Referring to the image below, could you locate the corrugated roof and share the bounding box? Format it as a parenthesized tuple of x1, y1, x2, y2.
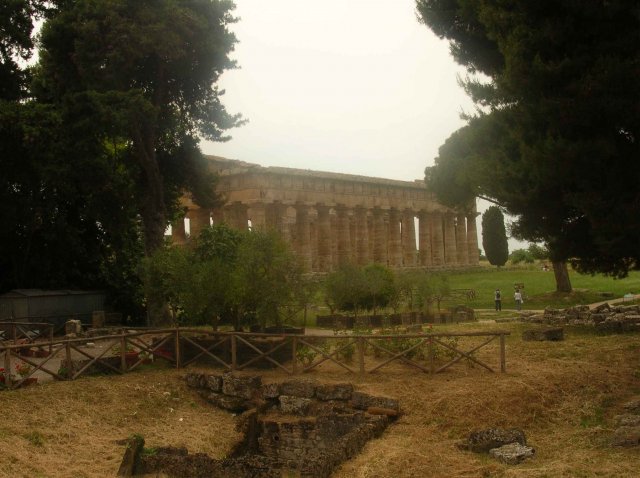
(0, 289, 105, 298)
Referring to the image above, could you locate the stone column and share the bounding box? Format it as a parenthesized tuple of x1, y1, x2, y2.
(309, 211, 318, 271)
(234, 203, 249, 231)
(189, 208, 210, 237)
(211, 208, 224, 225)
(431, 211, 445, 267)
(354, 206, 370, 265)
(402, 209, 417, 267)
(456, 213, 469, 265)
(171, 216, 187, 245)
(466, 213, 480, 265)
(330, 213, 338, 267)
(336, 205, 352, 265)
(372, 208, 388, 265)
(418, 211, 432, 267)
(248, 203, 267, 232)
(388, 208, 402, 267)
(316, 204, 332, 272)
(444, 213, 458, 266)
(295, 204, 312, 271)
(349, 214, 357, 263)
(367, 214, 375, 262)
(267, 202, 290, 241)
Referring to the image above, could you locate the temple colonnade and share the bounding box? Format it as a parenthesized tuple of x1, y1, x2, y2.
(169, 157, 480, 272)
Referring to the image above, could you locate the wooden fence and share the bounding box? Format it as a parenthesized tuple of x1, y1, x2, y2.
(0, 321, 54, 351)
(0, 328, 509, 390)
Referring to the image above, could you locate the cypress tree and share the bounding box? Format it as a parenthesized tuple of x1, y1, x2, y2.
(482, 206, 509, 267)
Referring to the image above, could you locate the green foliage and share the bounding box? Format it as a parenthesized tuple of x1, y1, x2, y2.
(231, 230, 302, 329)
(482, 207, 509, 267)
(323, 264, 369, 317)
(23, 431, 45, 447)
(34, 0, 243, 253)
(528, 244, 549, 261)
(510, 249, 534, 265)
(142, 224, 301, 329)
(418, 0, 640, 278)
(361, 264, 396, 314)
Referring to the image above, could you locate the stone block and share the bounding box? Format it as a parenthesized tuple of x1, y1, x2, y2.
(185, 373, 205, 388)
(522, 327, 564, 341)
(65, 320, 82, 336)
(261, 382, 280, 399)
(316, 383, 353, 401)
(206, 392, 249, 413)
(222, 373, 262, 399)
(92, 310, 105, 329)
(279, 379, 318, 398)
(622, 398, 640, 414)
(465, 428, 527, 453)
(593, 303, 611, 313)
(489, 443, 535, 464)
(205, 374, 223, 392)
(611, 426, 640, 447)
(279, 395, 313, 415)
(351, 391, 399, 411)
(614, 414, 640, 427)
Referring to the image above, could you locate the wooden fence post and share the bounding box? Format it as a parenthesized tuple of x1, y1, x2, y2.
(428, 337, 435, 375)
(120, 333, 127, 372)
(175, 328, 181, 369)
(357, 337, 365, 375)
(500, 333, 506, 373)
(65, 341, 72, 380)
(231, 334, 237, 371)
(3, 348, 12, 388)
(292, 337, 298, 374)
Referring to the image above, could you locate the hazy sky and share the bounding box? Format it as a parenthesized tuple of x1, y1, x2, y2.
(201, 0, 525, 250)
(202, 0, 474, 178)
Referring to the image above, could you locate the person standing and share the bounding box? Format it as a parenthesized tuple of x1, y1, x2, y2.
(494, 289, 502, 311)
(514, 289, 523, 311)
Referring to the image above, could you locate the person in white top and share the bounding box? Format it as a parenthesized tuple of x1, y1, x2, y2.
(514, 289, 523, 311)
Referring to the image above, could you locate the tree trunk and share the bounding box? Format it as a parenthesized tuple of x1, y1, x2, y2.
(552, 261, 572, 292)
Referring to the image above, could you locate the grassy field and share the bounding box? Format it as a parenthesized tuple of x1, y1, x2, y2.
(1, 322, 639, 477)
(301, 265, 640, 326)
(443, 264, 640, 310)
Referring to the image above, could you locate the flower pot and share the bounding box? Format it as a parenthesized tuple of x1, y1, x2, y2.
(125, 351, 139, 366)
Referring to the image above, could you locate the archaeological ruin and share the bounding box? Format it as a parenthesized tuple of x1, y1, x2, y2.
(168, 157, 479, 272)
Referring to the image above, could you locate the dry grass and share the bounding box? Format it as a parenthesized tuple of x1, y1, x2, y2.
(1, 324, 640, 477)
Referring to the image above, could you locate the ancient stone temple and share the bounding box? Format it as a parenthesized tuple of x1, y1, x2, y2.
(168, 156, 479, 272)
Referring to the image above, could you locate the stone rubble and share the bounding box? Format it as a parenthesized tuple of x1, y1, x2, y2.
(177, 372, 399, 477)
(518, 303, 640, 331)
(458, 427, 534, 465)
(489, 443, 536, 465)
(611, 397, 640, 448)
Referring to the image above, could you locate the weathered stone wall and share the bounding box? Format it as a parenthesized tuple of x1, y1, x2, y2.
(169, 156, 480, 272)
(178, 373, 399, 477)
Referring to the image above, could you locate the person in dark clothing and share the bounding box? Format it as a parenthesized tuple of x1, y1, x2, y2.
(494, 289, 502, 311)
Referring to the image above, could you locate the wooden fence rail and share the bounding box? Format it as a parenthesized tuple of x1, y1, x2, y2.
(0, 328, 509, 390)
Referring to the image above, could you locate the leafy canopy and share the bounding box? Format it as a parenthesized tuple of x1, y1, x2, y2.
(418, 0, 640, 277)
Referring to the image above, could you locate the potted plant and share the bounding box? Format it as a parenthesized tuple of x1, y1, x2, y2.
(15, 361, 37, 385)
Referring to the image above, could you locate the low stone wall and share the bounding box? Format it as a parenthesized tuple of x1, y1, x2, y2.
(316, 310, 470, 329)
(520, 303, 640, 331)
(120, 373, 399, 477)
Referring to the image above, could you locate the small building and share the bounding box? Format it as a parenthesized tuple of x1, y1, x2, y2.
(0, 289, 106, 331)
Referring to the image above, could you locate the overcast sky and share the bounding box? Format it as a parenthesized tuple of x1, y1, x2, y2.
(201, 0, 526, 250)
